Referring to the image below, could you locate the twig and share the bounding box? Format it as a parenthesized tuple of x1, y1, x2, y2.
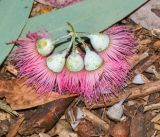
(81, 108, 109, 131)
(144, 102, 160, 112)
(151, 114, 160, 123)
(134, 55, 160, 74)
(129, 51, 149, 68)
(6, 117, 24, 137)
(47, 119, 78, 137)
(86, 80, 160, 109)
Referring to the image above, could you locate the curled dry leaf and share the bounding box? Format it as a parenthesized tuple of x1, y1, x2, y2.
(0, 79, 77, 110)
(35, 0, 81, 8)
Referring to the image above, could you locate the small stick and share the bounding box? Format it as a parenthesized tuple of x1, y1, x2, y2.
(151, 114, 160, 123)
(6, 117, 24, 137)
(129, 50, 149, 68)
(144, 102, 160, 112)
(81, 108, 109, 131)
(86, 80, 160, 109)
(134, 55, 160, 74)
(5, 63, 18, 76)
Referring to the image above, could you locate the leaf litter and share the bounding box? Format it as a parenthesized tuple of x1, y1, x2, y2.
(0, 0, 160, 137)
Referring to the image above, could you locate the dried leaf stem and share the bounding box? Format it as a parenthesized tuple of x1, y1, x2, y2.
(87, 80, 160, 109)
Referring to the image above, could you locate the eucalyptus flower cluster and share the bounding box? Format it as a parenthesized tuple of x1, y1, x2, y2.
(36, 23, 110, 73)
(11, 24, 135, 100)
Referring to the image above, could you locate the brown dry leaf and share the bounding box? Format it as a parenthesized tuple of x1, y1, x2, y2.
(109, 119, 130, 137)
(130, 109, 147, 137)
(19, 97, 75, 135)
(0, 79, 77, 110)
(154, 41, 160, 49)
(75, 119, 102, 137)
(31, 3, 53, 17)
(130, 0, 160, 30)
(6, 117, 24, 137)
(35, 0, 81, 8)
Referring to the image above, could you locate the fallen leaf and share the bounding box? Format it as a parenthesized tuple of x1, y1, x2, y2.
(22, 0, 147, 53)
(6, 117, 24, 137)
(130, 109, 147, 137)
(18, 97, 75, 135)
(0, 79, 77, 110)
(35, 0, 81, 8)
(130, 0, 160, 30)
(154, 41, 160, 49)
(76, 119, 101, 137)
(31, 3, 54, 17)
(0, 0, 33, 65)
(110, 119, 130, 137)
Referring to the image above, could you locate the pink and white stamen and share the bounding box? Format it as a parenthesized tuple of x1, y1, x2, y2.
(10, 32, 58, 94)
(10, 25, 135, 101)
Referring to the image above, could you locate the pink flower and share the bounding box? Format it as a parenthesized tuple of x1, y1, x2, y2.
(58, 26, 135, 100)
(58, 57, 130, 101)
(101, 25, 135, 63)
(10, 32, 57, 94)
(10, 25, 135, 101)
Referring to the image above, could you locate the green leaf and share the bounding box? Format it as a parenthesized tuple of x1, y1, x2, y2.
(23, 0, 147, 52)
(0, 0, 33, 65)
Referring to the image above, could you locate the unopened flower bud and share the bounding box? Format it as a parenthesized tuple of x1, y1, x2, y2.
(88, 34, 110, 52)
(66, 52, 84, 72)
(36, 38, 55, 56)
(47, 52, 66, 73)
(84, 47, 103, 71)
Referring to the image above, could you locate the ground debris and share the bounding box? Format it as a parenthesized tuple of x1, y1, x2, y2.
(0, 1, 160, 137)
